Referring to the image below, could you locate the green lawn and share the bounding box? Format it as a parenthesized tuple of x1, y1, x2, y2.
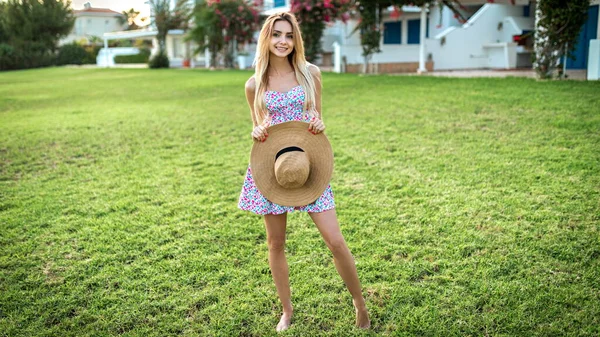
(0, 67, 599, 336)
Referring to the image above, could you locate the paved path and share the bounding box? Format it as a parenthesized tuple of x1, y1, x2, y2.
(386, 69, 588, 80)
(71, 64, 591, 80)
(422, 69, 588, 80)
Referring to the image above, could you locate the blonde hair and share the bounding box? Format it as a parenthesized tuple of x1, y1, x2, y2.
(252, 12, 316, 126)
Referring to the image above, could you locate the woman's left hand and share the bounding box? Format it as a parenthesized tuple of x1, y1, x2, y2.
(308, 109, 325, 134)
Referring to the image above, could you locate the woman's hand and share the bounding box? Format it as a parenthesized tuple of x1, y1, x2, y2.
(307, 109, 325, 134)
(251, 116, 271, 142)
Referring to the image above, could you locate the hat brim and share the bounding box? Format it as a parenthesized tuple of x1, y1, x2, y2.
(250, 121, 333, 207)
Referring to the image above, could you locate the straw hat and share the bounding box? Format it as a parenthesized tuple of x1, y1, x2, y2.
(250, 121, 333, 207)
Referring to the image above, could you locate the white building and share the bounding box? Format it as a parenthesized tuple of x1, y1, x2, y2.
(101, 0, 203, 68)
(265, 0, 600, 77)
(61, 2, 127, 45)
(322, 0, 536, 73)
(101, 0, 600, 76)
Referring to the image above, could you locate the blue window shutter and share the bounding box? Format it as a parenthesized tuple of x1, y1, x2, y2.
(407, 19, 420, 44)
(523, 5, 530, 17)
(383, 21, 401, 44)
(274, 0, 285, 7)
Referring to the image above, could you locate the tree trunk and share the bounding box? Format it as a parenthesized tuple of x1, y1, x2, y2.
(210, 46, 218, 68)
(158, 37, 166, 55)
(533, 0, 560, 79)
(224, 42, 234, 68)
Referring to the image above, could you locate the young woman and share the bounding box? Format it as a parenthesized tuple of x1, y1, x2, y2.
(238, 12, 370, 332)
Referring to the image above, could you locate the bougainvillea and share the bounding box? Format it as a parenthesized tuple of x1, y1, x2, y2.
(290, 0, 352, 62)
(189, 0, 260, 68)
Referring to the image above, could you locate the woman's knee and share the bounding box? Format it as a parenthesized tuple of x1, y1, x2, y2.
(267, 236, 286, 252)
(326, 237, 348, 256)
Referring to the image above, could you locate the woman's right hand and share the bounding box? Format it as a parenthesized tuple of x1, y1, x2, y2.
(251, 116, 271, 142)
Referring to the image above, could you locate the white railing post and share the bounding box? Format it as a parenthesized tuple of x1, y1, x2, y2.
(418, 4, 428, 73)
(104, 38, 109, 68)
(333, 41, 341, 73)
(205, 47, 210, 68)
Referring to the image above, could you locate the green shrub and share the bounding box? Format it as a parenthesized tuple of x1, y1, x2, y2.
(56, 43, 87, 65)
(0, 41, 55, 71)
(148, 51, 169, 68)
(115, 48, 151, 64)
(83, 45, 101, 64)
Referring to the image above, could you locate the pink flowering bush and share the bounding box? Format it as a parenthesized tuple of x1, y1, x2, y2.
(290, 0, 352, 62)
(189, 0, 260, 68)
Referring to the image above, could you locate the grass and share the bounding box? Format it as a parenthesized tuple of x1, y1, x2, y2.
(0, 67, 599, 336)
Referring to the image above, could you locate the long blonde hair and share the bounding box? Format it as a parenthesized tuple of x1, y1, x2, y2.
(252, 12, 316, 126)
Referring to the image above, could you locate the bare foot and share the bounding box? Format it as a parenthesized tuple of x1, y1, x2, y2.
(276, 312, 293, 332)
(353, 299, 371, 329)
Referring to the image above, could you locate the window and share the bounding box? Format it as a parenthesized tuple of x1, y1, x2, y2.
(383, 21, 401, 44)
(407, 19, 420, 44)
(274, 0, 285, 7)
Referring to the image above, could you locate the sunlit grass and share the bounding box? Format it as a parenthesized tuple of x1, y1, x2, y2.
(1, 67, 599, 336)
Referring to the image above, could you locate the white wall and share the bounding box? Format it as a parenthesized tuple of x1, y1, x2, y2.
(339, 14, 425, 64)
(425, 3, 528, 70)
(502, 16, 534, 42)
(62, 14, 126, 44)
(166, 35, 185, 59)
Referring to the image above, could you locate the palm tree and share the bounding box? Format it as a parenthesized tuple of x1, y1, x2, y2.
(148, 0, 191, 57)
(118, 8, 142, 30)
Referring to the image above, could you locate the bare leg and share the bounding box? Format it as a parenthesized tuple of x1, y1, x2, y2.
(309, 209, 370, 329)
(264, 213, 293, 332)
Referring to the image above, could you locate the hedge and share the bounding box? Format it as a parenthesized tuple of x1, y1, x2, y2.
(114, 49, 151, 64)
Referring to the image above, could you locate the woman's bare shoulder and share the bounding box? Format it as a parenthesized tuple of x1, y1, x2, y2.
(245, 76, 256, 93)
(306, 63, 321, 77)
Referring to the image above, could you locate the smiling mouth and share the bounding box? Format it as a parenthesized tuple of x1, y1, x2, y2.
(276, 47, 288, 52)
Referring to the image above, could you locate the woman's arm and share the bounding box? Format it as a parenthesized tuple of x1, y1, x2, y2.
(308, 63, 322, 118)
(246, 76, 269, 142)
(307, 64, 325, 134)
(245, 76, 257, 127)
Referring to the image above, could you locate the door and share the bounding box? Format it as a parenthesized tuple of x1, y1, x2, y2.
(567, 5, 599, 69)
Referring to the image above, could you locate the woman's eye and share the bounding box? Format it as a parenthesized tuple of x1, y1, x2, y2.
(287, 35, 293, 39)
(273, 33, 280, 37)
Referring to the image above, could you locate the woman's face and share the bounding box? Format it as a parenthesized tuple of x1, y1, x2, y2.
(269, 20, 294, 58)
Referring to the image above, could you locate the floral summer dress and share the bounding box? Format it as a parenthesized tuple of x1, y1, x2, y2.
(237, 85, 335, 215)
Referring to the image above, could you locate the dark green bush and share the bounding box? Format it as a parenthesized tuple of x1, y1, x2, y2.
(148, 51, 169, 68)
(0, 41, 55, 71)
(0, 0, 74, 70)
(56, 43, 87, 65)
(115, 48, 151, 64)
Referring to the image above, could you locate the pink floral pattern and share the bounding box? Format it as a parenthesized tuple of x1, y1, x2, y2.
(238, 85, 335, 215)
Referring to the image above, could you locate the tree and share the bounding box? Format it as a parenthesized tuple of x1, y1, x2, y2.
(290, 0, 352, 62)
(188, 0, 260, 68)
(148, 0, 191, 66)
(534, 0, 590, 79)
(118, 8, 142, 31)
(353, 0, 467, 73)
(0, 0, 75, 70)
